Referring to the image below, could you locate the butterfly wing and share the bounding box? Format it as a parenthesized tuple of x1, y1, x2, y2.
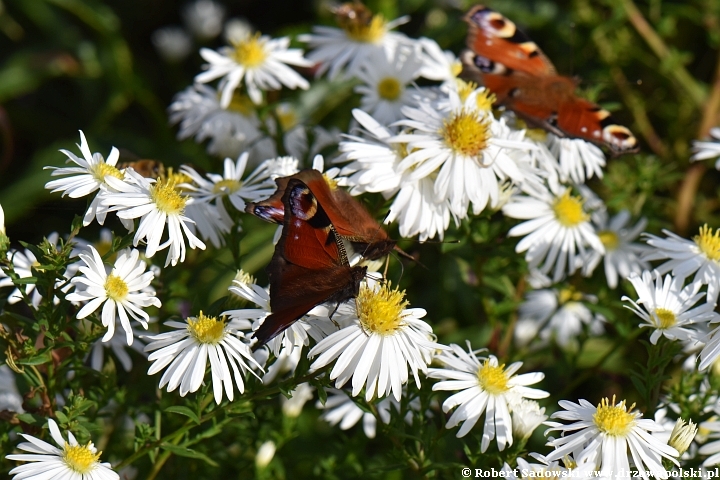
(463, 5, 556, 76)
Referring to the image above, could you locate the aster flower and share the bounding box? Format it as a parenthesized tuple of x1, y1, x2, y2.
(512, 399, 548, 442)
(691, 127, 720, 169)
(547, 135, 606, 184)
(145, 312, 262, 404)
(309, 281, 442, 402)
(516, 286, 604, 348)
(168, 84, 273, 161)
(623, 271, 718, 345)
(45, 130, 123, 226)
(354, 46, 423, 125)
(0, 247, 44, 308)
(196, 32, 311, 107)
(699, 419, 720, 466)
(281, 382, 314, 418)
(299, 5, 409, 80)
(668, 418, 697, 456)
(503, 180, 604, 282)
(102, 169, 206, 267)
(66, 246, 161, 345)
(416, 37, 462, 87)
(427, 344, 548, 450)
(392, 87, 531, 219)
(337, 109, 452, 240)
(699, 322, 720, 371)
(182, 0, 225, 41)
(581, 209, 650, 288)
(317, 388, 396, 439)
(545, 396, 680, 480)
(6, 418, 119, 480)
(88, 321, 148, 372)
(644, 225, 720, 298)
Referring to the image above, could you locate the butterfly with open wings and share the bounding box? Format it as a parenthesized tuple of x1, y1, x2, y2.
(461, 5, 638, 156)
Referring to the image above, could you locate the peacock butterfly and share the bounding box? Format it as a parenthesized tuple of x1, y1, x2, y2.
(461, 5, 638, 155)
(246, 169, 401, 261)
(253, 177, 368, 348)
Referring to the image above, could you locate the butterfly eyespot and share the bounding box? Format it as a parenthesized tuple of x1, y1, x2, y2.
(602, 125, 636, 149)
(484, 12, 517, 38)
(289, 187, 318, 220)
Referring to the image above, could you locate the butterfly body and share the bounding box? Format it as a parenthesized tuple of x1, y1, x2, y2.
(246, 169, 399, 261)
(462, 5, 638, 155)
(254, 178, 367, 348)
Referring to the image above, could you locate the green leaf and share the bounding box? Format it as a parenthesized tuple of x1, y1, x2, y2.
(16, 352, 52, 365)
(164, 406, 200, 424)
(159, 443, 219, 466)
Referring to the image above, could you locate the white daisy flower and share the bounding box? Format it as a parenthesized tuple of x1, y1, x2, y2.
(260, 155, 300, 179)
(299, 5, 409, 80)
(281, 382, 314, 418)
(151, 26, 192, 63)
(182, 0, 225, 41)
(699, 419, 720, 466)
(0, 365, 23, 412)
(547, 135, 606, 184)
(168, 84, 272, 161)
(45, 130, 123, 226)
(102, 169, 206, 267)
(88, 320, 148, 372)
(698, 321, 720, 371)
(337, 109, 453, 240)
(354, 45, 422, 125)
(581, 209, 650, 288)
(392, 87, 531, 218)
(0, 247, 43, 308)
(503, 180, 604, 282)
(308, 281, 441, 402)
(196, 32, 311, 107)
(6, 418, 119, 480)
(317, 388, 397, 439)
(427, 344, 548, 450)
(145, 312, 262, 404)
(691, 127, 720, 169)
(644, 225, 720, 298)
(515, 287, 604, 349)
(416, 37, 462, 87)
(512, 399, 548, 442)
(623, 271, 718, 345)
(66, 246, 161, 345)
(545, 396, 680, 480)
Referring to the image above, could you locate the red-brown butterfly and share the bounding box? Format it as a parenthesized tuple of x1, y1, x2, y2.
(461, 5, 638, 155)
(253, 177, 368, 348)
(246, 169, 401, 261)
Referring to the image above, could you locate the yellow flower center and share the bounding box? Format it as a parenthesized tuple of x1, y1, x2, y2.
(322, 173, 339, 190)
(455, 79, 477, 103)
(593, 396, 636, 436)
(694, 224, 720, 262)
(213, 179, 241, 195)
(477, 361, 509, 395)
(63, 442, 101, 474)
(227, 92, 255, 116)
(187, 312, 226, 344)
(276, 106, 298, 131)
(441, 109, 491, 157)
(92, 162, 124, 183)
(599, 230, 619, 251)
(475, 89, 496, 112)
(552, 189, 589, 227)
(357, 283, 408, 336)
(450, 60, 463, 78)
(377, 77, 402, 100)
(558, 287, 582, 305)
(654, 307, 676, 329)
(343, 14, 386, 43)
(104, 273, 128, 301)
(234, 269, 256, 286)
(231, 33, 267, 67)
(150, 178, 187, 215)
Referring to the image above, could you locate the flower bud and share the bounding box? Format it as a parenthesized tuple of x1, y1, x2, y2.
(669, 418, 697, 455)
(255, 440, 276, 469)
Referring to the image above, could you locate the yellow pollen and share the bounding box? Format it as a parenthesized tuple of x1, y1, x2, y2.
(558, 287, 582, 305)
(552, 189, 589, 227)
(187, 311, 226, 344)
(694, 224, 720, 262)
(599, 230, 619, 250)
(357, 283, 408, 336)
(377, 77, 402, 100)
(593, 396, 636, 436)
(654, 307, 676, 329)
(343, 14, 386, 43)
(394, 142, 409, 159)
(441, 109, 491, 157)
(450, 60, 463, 78)
(475, 89, 496, 111)
(92, 162, 124, 183)
(63, 442, 101, 474)
(231, 33, 267, 67)
(104, 273, 128, 301)
(455, 79, 477, 103)
(150, 178, 187, 215)
(477, 361, 509, 394)
(213, 179, 241, 195)
(322, 173, 339, 190)
(227, 92, 255, 116)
